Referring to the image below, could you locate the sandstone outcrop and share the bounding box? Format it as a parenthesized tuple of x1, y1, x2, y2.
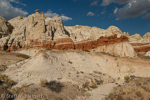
(145, 51, 150, 57)
(0, 16, 13, 38)
(129, 32, 150, 54)
(65, 25, 129, 42)
(8, 16, 25, 29)
(0, 10, 137, 57)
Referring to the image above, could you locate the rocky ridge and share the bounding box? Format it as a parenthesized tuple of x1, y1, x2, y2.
(0, 9, 145, 57)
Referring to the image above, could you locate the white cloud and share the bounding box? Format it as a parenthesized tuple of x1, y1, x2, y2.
(100, 0, 115, 6)
(44, 10, 59, 18)
(142, 13, 150, 19)
(87, 11, 95, 16)
(91, 1, 98, 6)
(0, 0, 28, 20)
(101, 0, 150, 19)
(60, 15, 72, 22)
(114, 7, 118, 14)
(45, 10, 72, 22)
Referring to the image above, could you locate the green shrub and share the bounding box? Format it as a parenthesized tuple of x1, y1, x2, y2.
(90, 82, 97, 88)
(124, 75, 130, 83)
(46, 48, 52, 50)
(16, 54, 29, 59)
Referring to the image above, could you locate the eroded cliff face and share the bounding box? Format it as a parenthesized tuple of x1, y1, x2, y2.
(0, 16, 14, 38)
(64, 25, 129, 42)
(0, 10, 137, 57)
(129, 32, 150, 54)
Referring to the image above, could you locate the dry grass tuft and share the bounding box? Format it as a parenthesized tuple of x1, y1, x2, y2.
(40, 79, 48, 87)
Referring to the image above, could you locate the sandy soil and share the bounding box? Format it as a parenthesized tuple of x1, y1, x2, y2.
(0, 49, 150, 100)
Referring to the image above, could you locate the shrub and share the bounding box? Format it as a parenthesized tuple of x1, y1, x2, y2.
(0, 74, 15, 86)
(0, 74, 7, 80)
(136, 91, 142, 97)
(90, 82, 97, 88)
(83, 49, 90, 52)
(40, 79, 48, 87)
(107, 92, 114, 99)
(16, 54, 29, 59)
(0, 65, 7, 71)
(141, 85, 150, 92)
(55, 97, 63, 100)
(80, 71, 84, 74)
(46, 48, 52, 50)
(124, 75, 130, 83)
(116, 95, 125, 100)
(21, 83, 28, 88)
(11, 87, 22, 94)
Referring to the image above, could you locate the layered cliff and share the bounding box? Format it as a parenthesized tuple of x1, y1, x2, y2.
(0, 10, 137, 57)
(129, 32, 150, 54)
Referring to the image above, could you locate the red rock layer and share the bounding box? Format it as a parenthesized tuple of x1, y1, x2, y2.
(4, 34, 129, 51)
(131, 43, 150, 54)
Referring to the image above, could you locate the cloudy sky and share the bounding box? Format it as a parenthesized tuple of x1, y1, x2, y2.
(0, 0, 150, 36)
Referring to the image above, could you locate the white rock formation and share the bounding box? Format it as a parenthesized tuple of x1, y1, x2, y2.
(145, 51, 150, 57)
(129, 32, 150, 43)
(93, 42, 136, 57)
(65, 25, 128, 42)
(0, 16, 13, 38)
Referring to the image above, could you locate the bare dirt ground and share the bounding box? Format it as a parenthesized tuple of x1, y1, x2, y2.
(0, 52, 25, 66)
(0, 49, 150, 100)
(0, 52, 29, 73)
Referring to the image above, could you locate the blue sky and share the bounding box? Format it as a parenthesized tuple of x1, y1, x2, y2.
(0, 0, 150, 36)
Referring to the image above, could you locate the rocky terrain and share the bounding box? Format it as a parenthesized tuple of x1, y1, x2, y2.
(0, 9, 150, 100)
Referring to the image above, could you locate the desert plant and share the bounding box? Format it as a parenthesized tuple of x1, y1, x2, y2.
(21, 83, 28, 88)
(16, 54, 30, 59)
(90, 82, 97, 88)
(83, 49, 90, 52)
(46, 48, 52, 50)
(107, 92, 115, 99)
(0, 74, 15, 86)
(141, 85, 150, 91)
(136, 91, 143, 97)
(11, 87, 22, 94)
(116, 95, 125, 100)
(80, 71, 84, 74)
(40, 79, 48, 87)
(124, 75, 130, 83)
(0, 74, 7, 80)
(55, 97, 63, 100)
(0, 65, 7, 71)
